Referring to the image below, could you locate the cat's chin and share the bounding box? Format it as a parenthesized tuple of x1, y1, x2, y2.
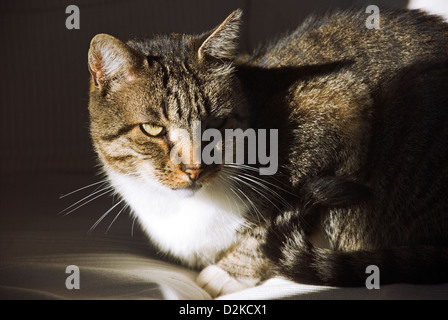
(172, 184, 203, 198)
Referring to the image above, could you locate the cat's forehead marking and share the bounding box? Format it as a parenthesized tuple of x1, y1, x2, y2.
(165, 79, 205, 123)
(148, 57, 208, 123)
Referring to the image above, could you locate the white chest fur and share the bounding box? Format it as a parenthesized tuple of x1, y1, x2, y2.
(108, 172, 247, 268)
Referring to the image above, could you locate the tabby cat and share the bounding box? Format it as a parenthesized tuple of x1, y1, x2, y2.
(87, 8, 448, 297)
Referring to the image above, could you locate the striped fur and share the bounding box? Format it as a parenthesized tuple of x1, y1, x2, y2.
(88, 8, 448, 296)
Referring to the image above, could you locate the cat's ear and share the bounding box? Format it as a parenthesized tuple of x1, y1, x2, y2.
(88, 34, 146, 90)
(197, 9, 242, 61)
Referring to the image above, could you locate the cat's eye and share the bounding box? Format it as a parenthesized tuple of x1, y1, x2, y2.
(140, 123, 165, 137)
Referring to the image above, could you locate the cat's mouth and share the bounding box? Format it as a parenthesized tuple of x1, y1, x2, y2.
(153, 165, 221, 195)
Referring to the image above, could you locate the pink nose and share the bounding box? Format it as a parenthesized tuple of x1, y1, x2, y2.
(183, 168, 204, 182)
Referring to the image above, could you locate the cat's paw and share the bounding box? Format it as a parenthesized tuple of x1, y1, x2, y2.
(196, 265, 253, 298)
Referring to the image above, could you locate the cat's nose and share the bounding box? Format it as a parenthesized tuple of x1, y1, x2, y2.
(183, 167, 204, 182)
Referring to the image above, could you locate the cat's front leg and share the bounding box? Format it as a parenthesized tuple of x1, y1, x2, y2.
(196, 225, 271, 297)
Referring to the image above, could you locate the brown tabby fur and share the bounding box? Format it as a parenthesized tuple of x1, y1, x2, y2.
(88, 8, 448, 291)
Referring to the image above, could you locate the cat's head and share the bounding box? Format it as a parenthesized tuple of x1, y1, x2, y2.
(88, 10, 249, 194)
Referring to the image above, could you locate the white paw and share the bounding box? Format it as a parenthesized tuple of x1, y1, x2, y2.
(196, 265, 251, 298)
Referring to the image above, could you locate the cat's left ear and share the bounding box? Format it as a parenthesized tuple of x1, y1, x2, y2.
(197, 9, 242, 61)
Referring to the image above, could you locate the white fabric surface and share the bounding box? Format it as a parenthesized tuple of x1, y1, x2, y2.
(2, 230, 448, 300)
(0, 233, 210, 300)
(408, 0, 448, 20)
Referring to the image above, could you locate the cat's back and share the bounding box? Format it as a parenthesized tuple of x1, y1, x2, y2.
(242, 8, 448, 209)
(251, 9, 448, 76)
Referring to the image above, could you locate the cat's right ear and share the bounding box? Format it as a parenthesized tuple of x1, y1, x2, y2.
(197, 9, 242, 61)
(88, 34, 147, 90)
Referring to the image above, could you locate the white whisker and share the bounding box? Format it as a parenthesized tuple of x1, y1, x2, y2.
(216, 175, 241, 216)
(229, 182, 264, 224)
(60, 187, 114, 217)
(88, 198, 125, 234)
(59, 180, 108, 199)
(131, 214, 138, 237)
(240, 172, 297, 198)
(105, 203, 129, 234)
(238, 173, 291, 208)
(223, 163, 294, 193)
(230, 175, 282, 214)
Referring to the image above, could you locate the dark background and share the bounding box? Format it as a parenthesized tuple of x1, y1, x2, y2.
(0, 0, 408, 176)
(0, 0, 412, 236)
